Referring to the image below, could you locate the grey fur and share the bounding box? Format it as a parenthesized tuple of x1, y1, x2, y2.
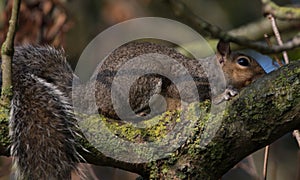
(8, 45, 82, 180)
(93, 42, 210, 119)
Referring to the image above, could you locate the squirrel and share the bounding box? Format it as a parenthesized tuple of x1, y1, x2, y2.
(93, 40, 266, 119)
(5, 40, 265, 179)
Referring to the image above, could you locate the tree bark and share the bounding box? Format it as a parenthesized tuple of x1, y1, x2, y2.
(73, 60, 300, 179)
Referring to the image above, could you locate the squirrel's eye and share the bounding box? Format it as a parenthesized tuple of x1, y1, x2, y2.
(237, 57, 250, 66)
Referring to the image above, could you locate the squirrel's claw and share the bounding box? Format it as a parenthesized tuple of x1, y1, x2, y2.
(212, 86, 239, 104)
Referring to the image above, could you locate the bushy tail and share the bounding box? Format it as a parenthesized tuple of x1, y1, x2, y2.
(9, 46, 82, 180)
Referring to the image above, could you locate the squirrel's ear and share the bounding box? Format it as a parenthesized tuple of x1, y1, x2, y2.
(217, 40, 231, 56)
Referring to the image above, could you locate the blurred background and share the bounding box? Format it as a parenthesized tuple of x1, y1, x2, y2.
(0, 0, 300, 179)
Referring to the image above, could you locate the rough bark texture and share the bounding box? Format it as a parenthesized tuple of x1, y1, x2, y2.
(80, 60, 300, 179)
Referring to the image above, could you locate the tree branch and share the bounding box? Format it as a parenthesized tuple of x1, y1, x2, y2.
(0, 0, 21, 151)
(70, 60, 300, 178)
(1, 0, 20, 93)
(261, 0, 300, 20)
(169, 0, 300, 54)
(228, 18, 299, 41)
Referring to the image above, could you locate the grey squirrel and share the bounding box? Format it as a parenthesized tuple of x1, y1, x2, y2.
(6, 40, 265, 179)
(93, 41, 266, 119)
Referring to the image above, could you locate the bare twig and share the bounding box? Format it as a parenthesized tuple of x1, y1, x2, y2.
(1, 0, 21, 106)
(264, 34, 283, 66)
(169, 0, 300, 54)
(267, 14, 289, 64)
(229, 18, 300, 41)
(261, 0, 300, 20)
(263, 146, 270, 180)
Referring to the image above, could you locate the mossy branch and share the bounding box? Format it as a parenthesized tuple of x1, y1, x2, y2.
(0, 0, 21, 150)
(261, 0, 300, 20)
(1, 0, 20, 96)
(228, 18, 300, 41)
(76, 60, 300, 179)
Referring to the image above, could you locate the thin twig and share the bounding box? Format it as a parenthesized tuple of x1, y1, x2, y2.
(264, 34, 283, 67)
(267, 14, 289, 64)
(263, 146, 270, 180)
(1, 0, 21, 94)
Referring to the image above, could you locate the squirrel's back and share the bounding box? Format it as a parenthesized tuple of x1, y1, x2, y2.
(93, 41, 210, 119)
(9, 45, 82, 179)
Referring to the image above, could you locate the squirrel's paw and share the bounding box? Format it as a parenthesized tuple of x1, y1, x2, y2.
(212, 86, 238, 104)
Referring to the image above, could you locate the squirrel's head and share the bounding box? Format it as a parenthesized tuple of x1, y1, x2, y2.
(216, 40, 266, 89)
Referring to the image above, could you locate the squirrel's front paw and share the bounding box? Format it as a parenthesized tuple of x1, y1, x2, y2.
(212, 86, 238, 104)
